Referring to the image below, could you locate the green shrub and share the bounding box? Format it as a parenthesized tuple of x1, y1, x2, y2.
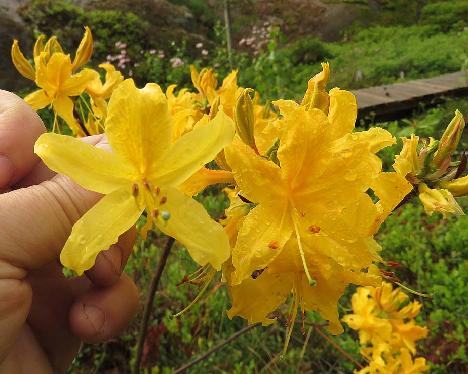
(421, 1, 468, 32)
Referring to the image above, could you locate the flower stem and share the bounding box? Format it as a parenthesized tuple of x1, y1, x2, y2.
(133, 236, 175, 374)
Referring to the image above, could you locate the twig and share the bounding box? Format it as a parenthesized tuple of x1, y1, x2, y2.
(314, 325, 363, 370)
(173, 323, 261, 373)
(223, 0, 233, 69)
(133, 237, 175, 374)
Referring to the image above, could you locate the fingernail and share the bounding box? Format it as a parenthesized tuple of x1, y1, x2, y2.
(83, 304, 105, 335)
(0, 155, 14, 187)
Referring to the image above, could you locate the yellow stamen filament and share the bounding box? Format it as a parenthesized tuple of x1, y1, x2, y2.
(291, 212, 314, 285)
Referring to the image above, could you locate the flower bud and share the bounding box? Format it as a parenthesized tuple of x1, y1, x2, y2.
(11, 40, 35, 81)
(440, 175, 468, 197)
(433, 110, 465, 167)
(234, 88, 258, 152)
(418, 183, 464, 217)
(44, 36, 63, 56)
(72, 26, 94, 71)
(301, 62, 330, 114)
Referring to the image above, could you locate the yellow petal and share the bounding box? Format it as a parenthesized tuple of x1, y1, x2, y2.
(52, 95, 85, 136)
(35, 52, 72, 95)
(277, 106, 330, 189)
(369, 172, 413, 231)
(24, 89, 51, 110)
(33, 34, 46, 60)
(86, 63, 123, 99)
(105, 79, 172, 174)
(11, 40, 36, 81)
(328, 88, 357, 139)
(154, 110, 235, 187)
(393, 135, 420, 176)
(34, 133, 133, 194)
(225, 139, 285, 204)
(61, 68, 98, 97)
(61, 187, 143, 274)
(227, 270, 293, 325)
(155, 187, 230, 270)
(231, 202, 293, 285)
(72, 26, 93, 71)
(179, 168, 234, 196)
(301, 62, 330, 113)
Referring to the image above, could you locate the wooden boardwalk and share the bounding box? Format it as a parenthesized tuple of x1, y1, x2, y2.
(352, 71, 468, 122)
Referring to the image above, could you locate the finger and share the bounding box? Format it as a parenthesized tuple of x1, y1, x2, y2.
(69, 274, 139, 343)
(85, 227, 137, 288)
(0, 90, 46, 188)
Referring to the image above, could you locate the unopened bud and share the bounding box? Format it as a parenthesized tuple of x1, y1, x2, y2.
(235, 88, 258, 152)
(433, 110, 465, 167)
(440, 175, 468, 197)
(301, 62, 330, 113)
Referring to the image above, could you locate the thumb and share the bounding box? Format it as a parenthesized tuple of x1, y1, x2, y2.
(0, 168, 101, 271)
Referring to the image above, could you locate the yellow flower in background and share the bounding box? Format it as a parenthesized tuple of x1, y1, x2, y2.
(190, 65, 241, 119)
(35, 79, 235, 275)
(84, 63, 124, 134)
(12, 26, 96, 136)
(344, 282, 429, 374)
(24, 52, 96, 136)
(11, 26, 93, 80)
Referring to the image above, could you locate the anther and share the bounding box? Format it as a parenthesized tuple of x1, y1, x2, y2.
(268, 241, 279, 249)
(155, 186, 160, 195)
(152, 209, 159, 218)
(159, 196, 167, 205)
(161, 211, 171, 221)
(308, 225, 321, 233)
(143, 179, 150, 190)
(132, 183, 139, 196)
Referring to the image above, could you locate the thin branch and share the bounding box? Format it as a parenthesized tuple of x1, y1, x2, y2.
(314, 325, 363, 370)
(223, 0, 234, 69)
(133, 237, 175, 374)
(173, 323, 261, 374)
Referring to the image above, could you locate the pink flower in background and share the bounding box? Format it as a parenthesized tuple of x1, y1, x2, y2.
(202, 49, 209, 56)
(196, 42, 203, 49)
(170, 57, 184, 68)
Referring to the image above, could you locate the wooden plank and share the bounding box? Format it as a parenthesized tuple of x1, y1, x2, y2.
(353, 71, 468, 122)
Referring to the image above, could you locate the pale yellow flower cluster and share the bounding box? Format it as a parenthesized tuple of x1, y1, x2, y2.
(343, 282, 429, 373)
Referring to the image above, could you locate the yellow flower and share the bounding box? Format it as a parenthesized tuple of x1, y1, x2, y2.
(83, 63, 124, 135)
(418, 183, 464, 217)
(11, 26, 93, 80)
(225, 97, 404, 285)
(344, 282, 429, 373)
(190, 66, 240, 119)
(24, 52, 96, 136)
(34, 79, 235, 275)
(224, 67, 412, 342)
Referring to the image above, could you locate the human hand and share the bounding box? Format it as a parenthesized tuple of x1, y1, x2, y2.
(0, 90, 139, 373)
